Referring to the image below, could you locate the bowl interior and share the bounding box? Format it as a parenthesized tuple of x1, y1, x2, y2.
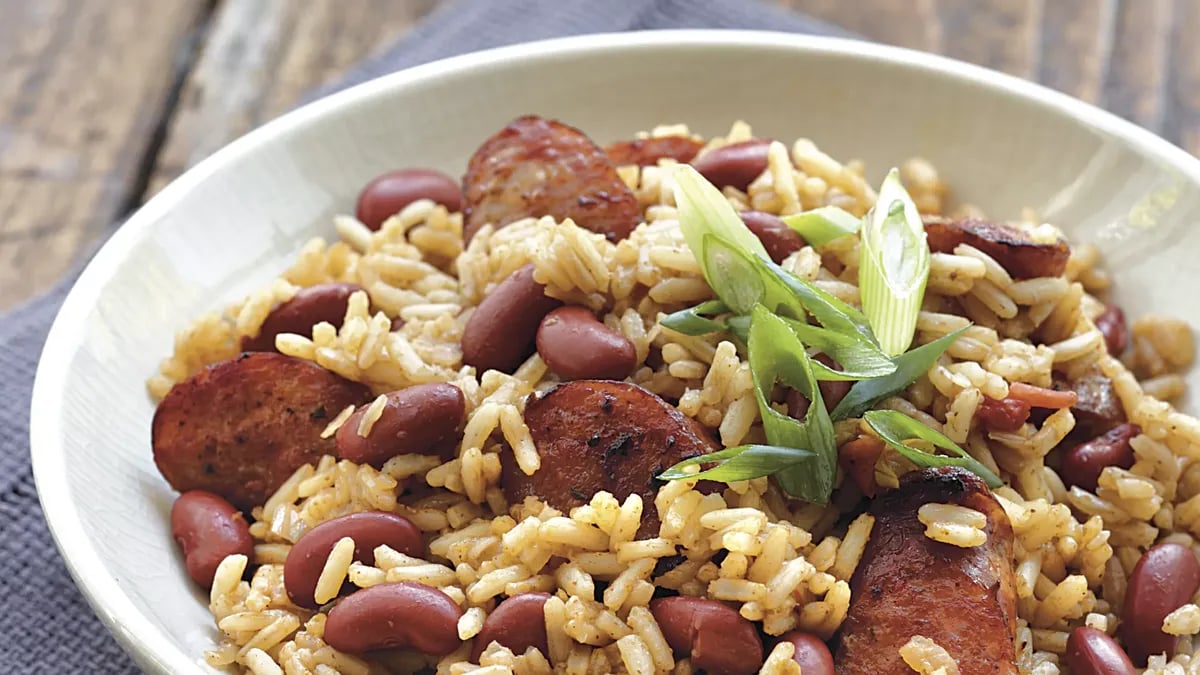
(31, 31, 1200, 673)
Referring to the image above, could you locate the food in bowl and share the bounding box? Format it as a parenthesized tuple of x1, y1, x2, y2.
(146, 114, 1199, 674)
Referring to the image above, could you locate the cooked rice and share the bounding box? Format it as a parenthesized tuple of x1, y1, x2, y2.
(149, 120, 1200, 673)
(899, 635, 960, 674)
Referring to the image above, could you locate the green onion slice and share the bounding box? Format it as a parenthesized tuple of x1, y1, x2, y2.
(780, 317, 895, 381)
(863, 410, 1002, 487)
(674, 164, 770, 266)
(831, 327, 968, 420)
(660, 305, 839, 503)
(657, 444, 814, 483)
(858, 168, 930, 356)
(660, 300, 730, 336)
(782, 206, 863, 247)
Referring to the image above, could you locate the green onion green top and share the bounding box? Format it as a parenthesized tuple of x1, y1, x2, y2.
(659, 163, 988, 503)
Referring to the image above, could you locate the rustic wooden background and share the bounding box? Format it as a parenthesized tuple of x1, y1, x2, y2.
(1, 0, 1196, 311)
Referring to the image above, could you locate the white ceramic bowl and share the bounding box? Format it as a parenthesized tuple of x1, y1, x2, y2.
(31, 30, 1200, 673)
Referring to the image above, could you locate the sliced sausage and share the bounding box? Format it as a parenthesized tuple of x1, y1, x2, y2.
(835, 466, 1018, 675)
(241, 282, 364, 353)
(739, 211, 805, 264)
(356, 168, 463, 231)
(837, 435, 885, 498)
(335, 383, 466, 467)
(462, 264, 562, 374)
(536, 306, 637, 381)
(502, 380, 719, 538)
(691, 139, 772, 192)
(1055, 368, 1126, 437)
(605, 136, 704, 167)
(924, 216, 1070, 279)
(462, 115, 640, 244)
(152, 353, 372, 510)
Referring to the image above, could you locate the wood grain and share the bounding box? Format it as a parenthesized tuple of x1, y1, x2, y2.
(0, 0, 210, 310)
(146, 0, 438, 195)
(4, 0, 1200, 311)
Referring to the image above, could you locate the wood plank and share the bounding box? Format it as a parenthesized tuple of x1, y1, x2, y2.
(0, 0, 210, 310)
(1165, 0, 1200, 154)
(146, 0, 439, 196)
(933, 0, 1043, 78)
(1036, 0, 1114, 104)
(1102, 0, 1173, 132)
(782, 0, 943, 51)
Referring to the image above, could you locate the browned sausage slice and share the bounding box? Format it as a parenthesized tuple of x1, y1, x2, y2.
(1055, 368, 1126, 437)
(152, 353, 372, 510)
(462, 115, 641, 244)
(924, 216, 1070, 279)
(835, 466, 1018, 675)
(605, 136, 704, 167)
(502, 380, 719, 538)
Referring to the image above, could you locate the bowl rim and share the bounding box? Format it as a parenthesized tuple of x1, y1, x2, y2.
(29, 28, 1200, 673)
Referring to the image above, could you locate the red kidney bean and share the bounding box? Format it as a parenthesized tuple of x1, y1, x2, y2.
(1065, 627, 1136, 675)
(691, 139, 772, 192)
(462, 264, 562, 374)
(535, 306, 637, 381)
(777, 631, 835, 675)
(785, 355, 850, 419)
(977, 395, 1032, 432)
(1120, 542, 1200, 665)
(241, 283, 364, 352)
(324, 582, 462, 655)
(471, 592, 550, 661)
(170, 490, 254, 589)
(739, 211, 805, 264)
(1060, 423, 1141, 492)
(1095, 305, 1129, 356)
(336, 383, 466, 467)
(284, 511, 424, 609)
(356, 168, 463, 231)
(650, 596, 763, 675)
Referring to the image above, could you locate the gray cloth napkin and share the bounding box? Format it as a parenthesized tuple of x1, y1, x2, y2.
(0, 0, 848, 671)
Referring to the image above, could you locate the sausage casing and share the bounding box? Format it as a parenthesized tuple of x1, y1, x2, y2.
(152, 353, 371, 510)
(835, 466, 1018, 675)
(502, 380, 719, 538)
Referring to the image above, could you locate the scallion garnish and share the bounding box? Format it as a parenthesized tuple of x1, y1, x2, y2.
(661, 164, 976, 503)
(830, 327, 967, 420)
(670, 166, 892, 380)
(675, 165, 770, 265)
(659, 300, 730, 336)
(858, 168, 930, 356)
(863, 410, 1002, 487)
(781, 205, 862, 247)
(659, 305, 838, 503)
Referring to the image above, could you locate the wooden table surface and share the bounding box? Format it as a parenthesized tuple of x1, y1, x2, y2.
(2, 0, 1197, 311)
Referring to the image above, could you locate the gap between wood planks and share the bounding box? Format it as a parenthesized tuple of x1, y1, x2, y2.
(117, 0, 222, 219)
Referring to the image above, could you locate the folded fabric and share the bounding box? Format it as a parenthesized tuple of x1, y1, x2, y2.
(0, 0, 848, 671)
